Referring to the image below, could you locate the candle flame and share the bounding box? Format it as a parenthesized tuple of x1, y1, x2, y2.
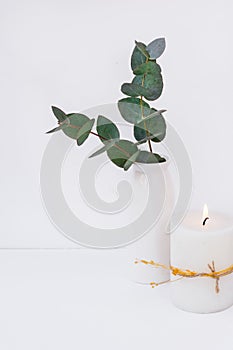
(202, 204, 209, 225)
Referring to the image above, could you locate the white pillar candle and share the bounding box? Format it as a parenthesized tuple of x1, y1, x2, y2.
(170, 206, 233, 313)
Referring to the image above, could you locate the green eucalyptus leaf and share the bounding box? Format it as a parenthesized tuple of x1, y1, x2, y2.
(97, 115, 120, 144)
(51, 106, 67, 123)
(107, 140, 138, 168)
(62, 113, 90, 139)
(123, 150, 140, 171)
(77, 118, 95, 146)
(133, 61, 161, 75)
(135, 41, 150, 58)
(147, 38, 166, 60)
(89, 140, 116, 158)
(136, 150, 166, 164)
(121, 83, 146, 97)
(132, 72, 163, 101)
(118, 97, 151, 124)
(133, 123, 147, 144)
(46, 123, 68, 134)
(131, 44, 147, 71)
(134, 109, 166, 143)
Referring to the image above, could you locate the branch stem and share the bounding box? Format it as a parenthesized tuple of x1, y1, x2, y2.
(140, 57, 153, 153)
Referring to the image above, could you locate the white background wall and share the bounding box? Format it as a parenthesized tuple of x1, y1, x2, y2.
(1, 1, 233, 349)
(1, 0, 233, 247)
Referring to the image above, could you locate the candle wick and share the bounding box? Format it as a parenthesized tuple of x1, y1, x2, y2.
(203, 217, 209, 226)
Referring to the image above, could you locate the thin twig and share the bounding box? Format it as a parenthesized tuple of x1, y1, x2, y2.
(135, 259, 233, 294)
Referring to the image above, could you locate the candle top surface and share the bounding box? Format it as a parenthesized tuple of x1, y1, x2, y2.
(180, 211, 233, 233)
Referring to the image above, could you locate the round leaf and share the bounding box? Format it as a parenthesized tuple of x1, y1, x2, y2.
(97, 115, 120, 144)
(146, 38, 166, 60)
(131, 44, 147, 71)
(107, 140, 138, 168)
(121, 82, 150, 98)
(62, 113, 90, 139)
(136, 151, 166, 164)
(132, 72, 163, 101)
(118, 97, 151, 124)
(134, 110, 166, 143)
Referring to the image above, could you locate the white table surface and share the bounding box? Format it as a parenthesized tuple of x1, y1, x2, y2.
(0, 248, 232, 350)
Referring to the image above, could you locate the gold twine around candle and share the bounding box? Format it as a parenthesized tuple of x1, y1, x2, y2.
(135, 259, 233, 293)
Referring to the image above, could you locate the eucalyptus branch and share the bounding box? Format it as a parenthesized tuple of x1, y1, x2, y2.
(46, 37, 167, 171)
